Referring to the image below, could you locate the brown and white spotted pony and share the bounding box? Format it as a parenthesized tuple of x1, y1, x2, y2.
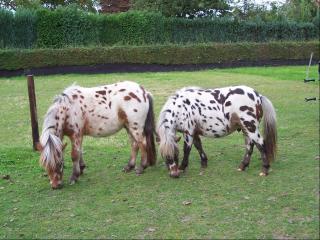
(158, 85, 277, 178)
(38, 81, 156, 189)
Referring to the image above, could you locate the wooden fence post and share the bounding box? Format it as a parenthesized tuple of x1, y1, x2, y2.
(27, 75, 40, 151)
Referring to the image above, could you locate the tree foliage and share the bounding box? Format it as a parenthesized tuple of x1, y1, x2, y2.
(230, 0, 318, 22)
(131, 0, 231, 18)
(0, 0, 98, 11)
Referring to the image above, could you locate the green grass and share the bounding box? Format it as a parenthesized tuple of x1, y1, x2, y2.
(0, 65, 319, 239)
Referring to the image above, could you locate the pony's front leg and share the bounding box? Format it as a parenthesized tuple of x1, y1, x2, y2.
(179, 133, 193, 171)
(193, 135, 208, 168)
(70, 136, 82, 185)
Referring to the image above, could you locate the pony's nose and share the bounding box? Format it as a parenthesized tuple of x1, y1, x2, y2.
(51, 182, 63, 190)
(170, 171, 180, 178)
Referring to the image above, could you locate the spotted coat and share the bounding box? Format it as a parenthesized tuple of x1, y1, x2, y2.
(158, 85, 277, 178)
(39, 81, 156, 189)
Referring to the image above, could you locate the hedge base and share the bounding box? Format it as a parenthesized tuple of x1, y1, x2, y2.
(0, 59, 314, 77)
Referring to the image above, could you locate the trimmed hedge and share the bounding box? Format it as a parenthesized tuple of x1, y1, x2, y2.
(0, 9, 37, 48)
(0, 41, 318, 70)
(0, 8, 319, 48)
(36, 8, 101, 48)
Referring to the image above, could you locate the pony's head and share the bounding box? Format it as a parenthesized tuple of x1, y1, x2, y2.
(157, 133, 181, 178)
(37, 136, 66, 189)
(166, 157, 180, 178)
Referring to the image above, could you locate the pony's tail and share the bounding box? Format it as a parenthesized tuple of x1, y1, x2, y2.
(261, 95, 277, 163)
(157, 107, 178, 160)
(144, 94, 157, 166)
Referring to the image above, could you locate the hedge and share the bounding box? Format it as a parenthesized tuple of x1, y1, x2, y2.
(0, 8, 319, 48)
(0, 41, 318, 70)
(0, 9, 37, 48)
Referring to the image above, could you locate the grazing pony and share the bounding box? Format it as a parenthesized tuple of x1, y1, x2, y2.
(38, 81, 156, 189)
(157, 85, 277, 178)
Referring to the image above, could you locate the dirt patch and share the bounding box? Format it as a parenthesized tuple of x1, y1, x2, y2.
(0, 59, 310, 77)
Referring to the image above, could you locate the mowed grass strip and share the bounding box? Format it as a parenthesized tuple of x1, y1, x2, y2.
(0, 66, 319, 239)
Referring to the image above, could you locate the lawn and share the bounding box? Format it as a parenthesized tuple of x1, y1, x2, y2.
(0, 66, 319, 239)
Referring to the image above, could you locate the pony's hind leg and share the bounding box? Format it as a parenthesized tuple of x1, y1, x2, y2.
(179, 133, 193, 171)
(193, 135, 208, 168)
(244, 131, 269, 176)
(79, 148, 86, 175)
(123, 136, 139, 173)
(125, 125, 147, 175)
(238, 136, 254, 171)
(255, 140, 270, 176)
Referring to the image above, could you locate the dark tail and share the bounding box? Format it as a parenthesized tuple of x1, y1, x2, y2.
(261, 96, 277, 162)
(144, 94, 157, 166)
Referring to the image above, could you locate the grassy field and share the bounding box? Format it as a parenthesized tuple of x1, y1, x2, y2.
(0, 66, 319, 239)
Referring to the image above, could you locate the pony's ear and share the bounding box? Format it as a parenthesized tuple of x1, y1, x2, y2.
(174, 136, 181, 143)
(36, 142, 43, 152)
(62, 142, 68, 151)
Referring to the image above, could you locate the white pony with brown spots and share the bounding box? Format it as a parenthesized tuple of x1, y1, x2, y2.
(38, 81, 156, 189)
(157, 85, 277, 178)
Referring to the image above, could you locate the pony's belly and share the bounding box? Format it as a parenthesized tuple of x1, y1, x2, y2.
(200, 121, 228, 138)
(202, 128, 228, 138)
(85, 116, 123, 137)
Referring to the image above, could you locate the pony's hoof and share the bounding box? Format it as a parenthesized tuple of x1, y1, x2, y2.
(237, 168, 244, 172)
(69, 179, 77, 185)
(80, 165, 86, 175)
(170, 173, 180, 178)
(135, 167, 144, 175)
(51, 183, 63, 189)
(178, 166, 187, 171)
(259, 172, 267, 176)
(123, 165, 134, 173)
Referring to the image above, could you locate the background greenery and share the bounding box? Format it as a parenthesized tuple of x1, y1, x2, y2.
(0, 66, 319, 238)
(0, 8, 318, 48)
(0, 41, 318, 70)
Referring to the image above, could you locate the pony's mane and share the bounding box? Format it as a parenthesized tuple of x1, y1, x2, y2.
(40, 87, 75, 171)
(40, 104, 63, 171)
(157, 94, 179, 159)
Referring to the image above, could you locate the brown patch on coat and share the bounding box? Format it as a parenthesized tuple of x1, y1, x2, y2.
(129, 92, 141, 102)
(140, 86, 147, 102)
(243, 120, 256, 133)
(119, 89, 126, 92)
(193, 127, 203, 136)
(133, 109, 138, 112)
(228, 113, 242, 133)
(72, 94, 78, 100)
(96, 90, 106, 95)
(247, 111, 256, 119)
(118, 109, 128, 124)
(247, 92, 255, 101)
(225, 101, 232, 107)
(83, 118, 91, 135)
(240, 106, 254, 112)
(124, 96, 131, 101)
(256, 103, 263, 121)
